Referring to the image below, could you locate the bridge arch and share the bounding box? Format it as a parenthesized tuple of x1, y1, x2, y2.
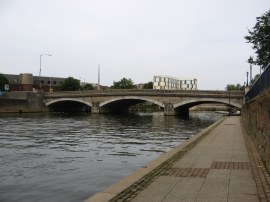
(99, 96, 164, 113)
(45, 98, 92, 112)
(45, 98, 93, 107)
(99, 96, 164, 108)
(173, 98, 242, 110)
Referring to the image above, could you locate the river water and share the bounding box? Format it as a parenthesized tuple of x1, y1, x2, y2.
(0, 112, 222, 202)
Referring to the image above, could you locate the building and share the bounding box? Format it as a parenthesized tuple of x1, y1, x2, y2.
(153, 76, 197, 90)
(4, 73, 69, 92)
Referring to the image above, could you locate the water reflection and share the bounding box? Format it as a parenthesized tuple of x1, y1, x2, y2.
(0, 112, 222, 202)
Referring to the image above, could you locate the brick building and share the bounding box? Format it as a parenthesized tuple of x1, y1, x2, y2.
(4, 73, 68, 92)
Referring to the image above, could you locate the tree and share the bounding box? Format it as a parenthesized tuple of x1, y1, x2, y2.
(143, 81, 153, 89)
(0, 74, 9, 91)
(225, 83, 245, 91)
(251, 74, 260, 84)
(245, 10, 270, 69)
(61, 77, 80, 91)
(111, 77, 134, 89)
(81, 83, 94, 90)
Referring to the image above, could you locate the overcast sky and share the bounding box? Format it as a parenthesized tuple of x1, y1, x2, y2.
(0, 0, 269, 89)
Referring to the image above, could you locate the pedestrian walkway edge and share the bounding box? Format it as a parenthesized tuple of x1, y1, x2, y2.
(85, 117, 226, 202)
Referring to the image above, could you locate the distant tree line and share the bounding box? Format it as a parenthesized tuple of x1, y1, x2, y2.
(111, 77, 134, 89)
(60, 77, 153, 91)
(110, 78, 153, 89)
(0, 74, 9, 91)
(225, 84, 245, 91)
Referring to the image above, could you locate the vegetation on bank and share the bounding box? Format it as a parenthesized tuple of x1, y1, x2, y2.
(0, 74, 9, 91)
(226, 10, 270, 91)
(245, 9, 270, 69)
(143, 81, 153, 89)
(225, 84, 245, 91)
(111, 77, 134, 89)
(61, 77, 80, 91)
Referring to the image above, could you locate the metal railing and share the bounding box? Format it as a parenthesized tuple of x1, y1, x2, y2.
(245, 64, 270, 102)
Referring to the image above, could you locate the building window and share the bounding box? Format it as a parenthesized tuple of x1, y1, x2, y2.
(53, 81, 57, 85)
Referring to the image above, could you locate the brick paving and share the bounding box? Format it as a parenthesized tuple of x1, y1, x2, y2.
(163, 168, 210, 178)
(210, 161, 251, 170)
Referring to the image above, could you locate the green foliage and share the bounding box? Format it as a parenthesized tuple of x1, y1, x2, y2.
(143, 81, 153, 89)
(61, 77, 80, 91)
(81, 83, 94, 90)
(0, 74, 9, 91)
(111, 77, 134, 89)
(251, 74, 260, 84)
(245, 10, 270, 69)
(226, 83, 245, 91)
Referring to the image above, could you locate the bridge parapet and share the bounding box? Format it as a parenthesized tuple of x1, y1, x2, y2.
(44, 90, 244, 98)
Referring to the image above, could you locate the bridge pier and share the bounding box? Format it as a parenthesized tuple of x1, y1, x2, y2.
(91, 102, 100, 114)
(91, 107, 100, 114)
(164, 103, 189, 116)
(164, 103, 175, 116)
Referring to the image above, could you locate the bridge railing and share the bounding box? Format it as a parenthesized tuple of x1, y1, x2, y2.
(245, 64, 270, 102)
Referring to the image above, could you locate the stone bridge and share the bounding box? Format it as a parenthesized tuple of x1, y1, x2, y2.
(43, 90, 244, 115)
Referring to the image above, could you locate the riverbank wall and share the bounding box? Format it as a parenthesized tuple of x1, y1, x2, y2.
(242, 89, 270, 173)
(0, 92, 45, 113)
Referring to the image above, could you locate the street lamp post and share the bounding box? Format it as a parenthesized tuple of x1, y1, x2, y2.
(250, 64, 252, 85)
(39, 54, 52, 89)
(246, 71, 249, 87)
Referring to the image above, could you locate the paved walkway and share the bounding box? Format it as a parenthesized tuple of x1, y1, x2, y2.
(86, 117, 270, 202)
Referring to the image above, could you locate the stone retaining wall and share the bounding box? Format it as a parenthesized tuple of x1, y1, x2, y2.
(242, 89, 270, 173)
(0, 92, 45, 113)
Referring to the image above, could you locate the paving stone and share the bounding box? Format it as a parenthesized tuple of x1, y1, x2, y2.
(196, 178, 230, 199)
(206, 169, 231, 179)
(228, 194, 259, 202)
(137, 176, 180, 197)
(163, 177, 204, 201)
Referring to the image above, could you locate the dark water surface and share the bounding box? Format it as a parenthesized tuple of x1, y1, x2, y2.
(0, 112, 222, 202)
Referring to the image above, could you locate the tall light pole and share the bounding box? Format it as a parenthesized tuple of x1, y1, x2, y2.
(98, 64, 100, 90)
(250, 64, 252, 85)
(246, 71, 249, 87)
(39, 54, 52, 89)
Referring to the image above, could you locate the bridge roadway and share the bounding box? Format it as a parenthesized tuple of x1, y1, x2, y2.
(43, 89, 244, 115)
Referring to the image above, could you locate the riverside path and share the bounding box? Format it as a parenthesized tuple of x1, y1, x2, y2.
(86, 116, 270, 202)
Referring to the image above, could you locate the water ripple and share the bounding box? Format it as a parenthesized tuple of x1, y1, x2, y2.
(0, 112, 222, 202)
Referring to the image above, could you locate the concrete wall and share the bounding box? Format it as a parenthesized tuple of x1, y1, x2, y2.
(0, 92, 45, 113)
(242, 89, 270, 173)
